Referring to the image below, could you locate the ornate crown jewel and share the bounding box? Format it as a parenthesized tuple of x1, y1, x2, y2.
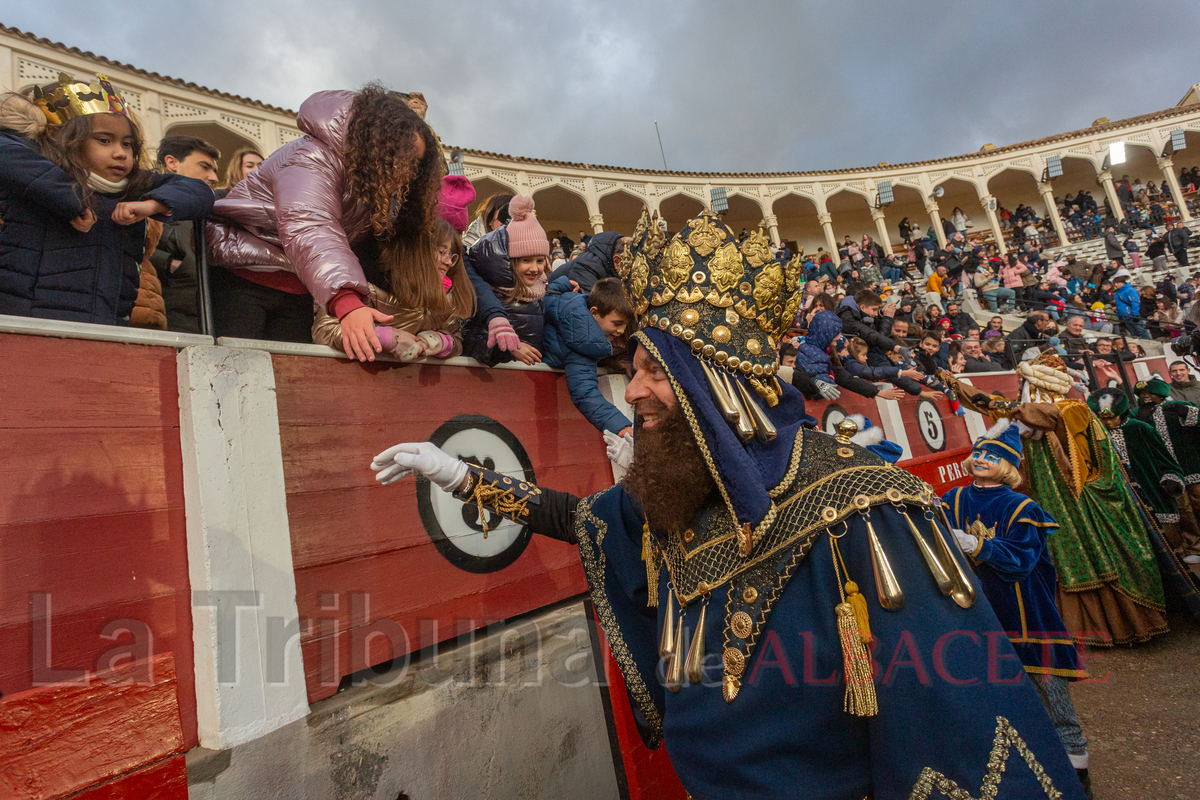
(34, 72, 130, 125)
(622, 208, 803, 441)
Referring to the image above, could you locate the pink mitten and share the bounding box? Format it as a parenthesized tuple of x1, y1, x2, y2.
(418, 330, 454, 358)
(486, 317, 521, 352)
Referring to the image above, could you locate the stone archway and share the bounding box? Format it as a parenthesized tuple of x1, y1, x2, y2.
(722, 194, 766, 239)
(598, 190, 646, 235)
(467, 178, 514, 224)
(826, 189, 875, 255)
(771, 193, 824, 258)
(658, 193, 706, 235)
(931, 177, 986, 242)
(532, 185, 590, 247)
(883, 183, 928, 253)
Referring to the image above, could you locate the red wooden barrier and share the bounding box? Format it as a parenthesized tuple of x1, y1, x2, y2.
(0, 333, 197, 750)
(273, 357, 606, 702)
(0, 654, 185, 799)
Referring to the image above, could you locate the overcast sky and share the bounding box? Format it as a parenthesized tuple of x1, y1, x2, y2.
(8, 2, 1199, 173)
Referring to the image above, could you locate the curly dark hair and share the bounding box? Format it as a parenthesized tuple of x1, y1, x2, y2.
(344, 83, 444, 239)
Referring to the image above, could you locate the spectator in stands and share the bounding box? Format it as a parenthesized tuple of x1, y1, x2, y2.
(1157, 273, 1179, 304)
(1059, 315, 1089, 352)
(986, 316, 1005, 335)
(899, 217, 912, 243)
(312, 214, 473, 360)
(208, 85, 441, 355)
(961, 338, 1004, 373)
(542, 276, 634, 435)
(999, 254, 1027, 312)
(1165, 221, 1192, 268)
(944, 301, 978, 338)
(215, 146, 263, 200)
(794, 310, 843, 399)
(836, 289, 901, 357)
(1103, 225, 1124, 265)
(1154, 297, 1185, 339)
(916, 329, 949, 373)
(547, 232, 629, 293)
(779, 341, 797, 368)
(1145, 232, 1168, 272)
(462, 195, 549, 366)
(152, 135, 221, 333)
(843, 336, 927, 390)
(464, 193, 513, 248)
(947, 342, 967, 374)
(0, 86, 213, 327)
(1007, 311, 1052, 352)
(982, 336, 1012, 369)
(921, 303, 944, 332)
(924, 263, 951, 307)
(1111, 271, 1147, 339)
(1169, 361, 1200, 405)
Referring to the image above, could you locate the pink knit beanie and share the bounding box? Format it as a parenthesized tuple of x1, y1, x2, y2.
(505, 195, 550, 258)
(437, 175, 476, 232)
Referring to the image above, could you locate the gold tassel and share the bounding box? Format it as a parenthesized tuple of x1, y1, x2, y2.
(684, 602, 708, 683)
(659, 589, 676, 658)
(836, 603, 878, 717)
(642, 522, 659, 609)
(844, 581, 871, 643)
(666, 616, 685, 692)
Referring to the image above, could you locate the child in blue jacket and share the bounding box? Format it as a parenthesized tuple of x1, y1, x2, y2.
(1111, 271, 1147, 339)
(543, 277, 634, 436)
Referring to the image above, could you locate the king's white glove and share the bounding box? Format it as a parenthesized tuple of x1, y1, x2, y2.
(776, 364, 795, 384)
(371, 442, 468, 491)
(952, 527, 979, 555)
(603, 430, 635, 471)
(815, 378, 841, 400)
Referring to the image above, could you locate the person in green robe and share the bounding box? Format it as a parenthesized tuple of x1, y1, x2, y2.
(945, 354, 1168, 646)
(1134, 378, 1200, 566)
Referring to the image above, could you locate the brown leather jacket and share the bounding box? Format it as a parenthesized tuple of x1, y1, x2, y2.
(311, 282, 462, 357)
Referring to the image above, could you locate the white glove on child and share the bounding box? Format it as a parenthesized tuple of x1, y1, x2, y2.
(952, 527, 980, 555)
(371, 442, 468, 491)
(603, 430, 635, 471)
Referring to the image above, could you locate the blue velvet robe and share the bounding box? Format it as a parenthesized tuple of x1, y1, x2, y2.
(941, 484, 1085, 679)
(581, 494, 1085, 798)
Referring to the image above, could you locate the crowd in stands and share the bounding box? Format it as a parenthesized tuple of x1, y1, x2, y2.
(5, 76, 1200, 440)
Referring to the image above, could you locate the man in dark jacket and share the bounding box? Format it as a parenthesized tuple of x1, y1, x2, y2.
(836, 290, 900, 355)
(151, 135, 221, 333)
(1168, 361, 1200, 405)
(546, 231, 628, 293)
(1165, 222, 1192, 267)
(1006, 311, 1051, 352)
(961, 338, 1004, 373)
(944, 301, 978, 337)
(1103, 226, 1124, 264)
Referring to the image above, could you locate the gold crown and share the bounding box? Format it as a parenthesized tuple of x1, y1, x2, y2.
(34, 72, 130, 125)
(621, 209, 802, 389)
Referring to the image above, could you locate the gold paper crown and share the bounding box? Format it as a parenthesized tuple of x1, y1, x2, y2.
(34, 72, 130, 125)
(621, 209, 803, 441)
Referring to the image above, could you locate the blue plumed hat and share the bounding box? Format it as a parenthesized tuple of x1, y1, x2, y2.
(972, 418, 1022, 468)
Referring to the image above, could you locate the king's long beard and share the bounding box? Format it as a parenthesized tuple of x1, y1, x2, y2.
(623, 403, 717, 535)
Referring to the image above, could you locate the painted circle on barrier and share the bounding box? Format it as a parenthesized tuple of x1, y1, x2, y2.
(416, 415, 535, 574)
(821, 404, 848, 435)
(915, 398, 946, 452)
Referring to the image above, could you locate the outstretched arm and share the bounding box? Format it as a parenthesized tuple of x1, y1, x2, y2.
(371, 442, 579, 543)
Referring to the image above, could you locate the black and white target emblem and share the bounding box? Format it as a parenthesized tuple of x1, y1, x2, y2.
(416, 415, 535, 573)
(915, 398, 946, 452)
(821, 403, 847, 435)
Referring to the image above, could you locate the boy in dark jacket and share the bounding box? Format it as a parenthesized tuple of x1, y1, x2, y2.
(542, 277, 634, 435)
(836, 289, 901, 356)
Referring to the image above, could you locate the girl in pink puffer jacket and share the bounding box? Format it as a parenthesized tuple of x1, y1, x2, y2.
(207, 84, 442, 361)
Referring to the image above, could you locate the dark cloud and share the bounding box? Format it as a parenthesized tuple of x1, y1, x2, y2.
(7, 1, 1200, 173)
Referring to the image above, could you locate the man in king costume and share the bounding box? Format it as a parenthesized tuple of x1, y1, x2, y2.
(941, 419, 1092, 797)
(946, 356, 1168, 646)
(373, 211, 1087, 799)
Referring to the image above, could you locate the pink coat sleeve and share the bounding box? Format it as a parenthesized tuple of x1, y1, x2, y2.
(272, 142, 369, 311)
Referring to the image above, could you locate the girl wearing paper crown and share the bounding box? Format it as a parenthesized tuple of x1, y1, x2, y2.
(942, 418, 1093, 796)
(944, 354, 1170, 647)
(0, 75, 213, 326)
